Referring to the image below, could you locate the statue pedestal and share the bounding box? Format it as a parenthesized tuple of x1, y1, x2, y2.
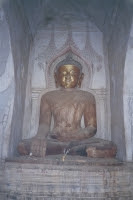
(0, 156, 133, 199)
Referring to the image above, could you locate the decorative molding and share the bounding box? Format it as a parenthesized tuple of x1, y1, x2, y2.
(32, 88, 44, 99)
(56, 53, 82, 71)
(123, 89, 133, 96)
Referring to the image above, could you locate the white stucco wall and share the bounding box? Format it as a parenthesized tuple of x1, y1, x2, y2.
(124, 20, 133, 161)
(0, 7, 15, 159)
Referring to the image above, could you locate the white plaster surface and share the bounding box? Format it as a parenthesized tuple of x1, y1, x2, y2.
(0, 51, 14, 92)
(0, 8, 14, 159)
(124, 21, 133, 161)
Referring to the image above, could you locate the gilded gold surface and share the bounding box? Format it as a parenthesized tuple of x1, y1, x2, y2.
(54, 65, 84, 88)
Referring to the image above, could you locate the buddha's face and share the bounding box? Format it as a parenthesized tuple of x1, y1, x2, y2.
(55, 65, 84, 89)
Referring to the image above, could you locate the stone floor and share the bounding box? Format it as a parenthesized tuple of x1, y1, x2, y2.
(0, 155, 133, 200)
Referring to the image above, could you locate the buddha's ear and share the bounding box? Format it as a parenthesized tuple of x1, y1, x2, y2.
(54, 72, 59, 88)
(78, 73, 84, 88)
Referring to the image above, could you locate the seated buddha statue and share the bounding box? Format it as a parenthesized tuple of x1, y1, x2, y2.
(18, 63, 117, 158)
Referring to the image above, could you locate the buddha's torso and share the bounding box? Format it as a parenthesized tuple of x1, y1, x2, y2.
(42, 89, 94, 141)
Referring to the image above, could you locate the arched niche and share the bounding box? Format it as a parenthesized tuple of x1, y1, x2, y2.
(24, 19, 111, 144)
(31, 20, 106, 90)
(123, 19, 133, 161)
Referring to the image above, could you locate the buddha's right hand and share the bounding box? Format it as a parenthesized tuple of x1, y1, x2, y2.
(30, 137, 47, 157)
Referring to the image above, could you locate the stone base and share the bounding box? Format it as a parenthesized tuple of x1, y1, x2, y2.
(0, 155, 133, 200)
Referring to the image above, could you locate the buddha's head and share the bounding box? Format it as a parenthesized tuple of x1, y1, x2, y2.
(54, 64, 84, 89)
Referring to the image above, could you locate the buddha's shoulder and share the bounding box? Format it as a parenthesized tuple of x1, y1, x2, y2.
(75, 90, 95, 99)
(41, 90, 95, 101)
(41, 90, 62, 99)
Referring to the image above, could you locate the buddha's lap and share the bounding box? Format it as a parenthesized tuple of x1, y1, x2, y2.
(46, 137, 116, 155)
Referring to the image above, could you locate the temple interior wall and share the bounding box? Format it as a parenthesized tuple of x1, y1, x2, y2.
(108, 0, 133, 161)
(1, 1, 32, 158)
(0, 0, 133, 161)
(124, 19, 133, 161)
(0, 7, 14, 159)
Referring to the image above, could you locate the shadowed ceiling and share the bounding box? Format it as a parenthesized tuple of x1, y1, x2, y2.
(21, 0, 120, 40)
